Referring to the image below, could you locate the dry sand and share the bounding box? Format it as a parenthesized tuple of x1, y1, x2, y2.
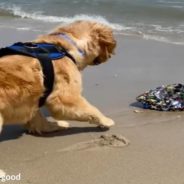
(0, 28, 184, 184)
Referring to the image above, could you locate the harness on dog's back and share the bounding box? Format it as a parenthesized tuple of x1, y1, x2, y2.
(0, 42, 76, 107)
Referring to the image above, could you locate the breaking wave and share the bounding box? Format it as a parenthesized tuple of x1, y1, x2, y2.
(0, 4, 184, 45)
(0, 4, 125, 31)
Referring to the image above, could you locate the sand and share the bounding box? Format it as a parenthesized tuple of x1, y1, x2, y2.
(0, 28, 184, 184)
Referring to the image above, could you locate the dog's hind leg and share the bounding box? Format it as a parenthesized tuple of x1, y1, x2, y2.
(25, 110, 69, 134)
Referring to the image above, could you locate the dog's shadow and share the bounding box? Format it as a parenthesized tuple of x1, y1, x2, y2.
(0, 109, 109, 142)
(0, 125, 108, 142)
(0, 125, 25, 142)
(35, 126, 109, 138)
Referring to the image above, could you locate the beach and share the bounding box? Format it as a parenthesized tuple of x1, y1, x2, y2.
(0, 26, 184, 183)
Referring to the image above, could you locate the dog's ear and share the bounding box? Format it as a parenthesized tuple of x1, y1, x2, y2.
(92, 23, 116, 63)
(99, 36, 116, 60)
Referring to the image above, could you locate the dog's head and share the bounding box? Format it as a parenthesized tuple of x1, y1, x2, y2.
(88, 21, 117, 66)
(37, 21, 116, 69)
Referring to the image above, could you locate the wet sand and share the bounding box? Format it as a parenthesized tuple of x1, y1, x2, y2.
(1, 28, 184, 184)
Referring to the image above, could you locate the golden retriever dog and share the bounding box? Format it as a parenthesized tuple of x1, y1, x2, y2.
(0, 20, 116, 134)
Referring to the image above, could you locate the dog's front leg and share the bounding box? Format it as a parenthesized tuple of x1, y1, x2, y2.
(48, 96, 115, 128)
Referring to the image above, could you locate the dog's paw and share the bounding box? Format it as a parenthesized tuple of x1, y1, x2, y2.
(99, 117, 115, 128)
(46, 116, 70, 129)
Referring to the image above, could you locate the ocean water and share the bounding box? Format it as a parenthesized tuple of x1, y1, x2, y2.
(0, 0, 184, 44)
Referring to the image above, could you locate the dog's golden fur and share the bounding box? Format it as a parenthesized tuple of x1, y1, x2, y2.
(0, 20, 116, 134)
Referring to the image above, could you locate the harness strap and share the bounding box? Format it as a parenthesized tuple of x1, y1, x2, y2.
(56, 45, 77, 64)
(36, 54, 54, 107)
(0, 42, 76, 107)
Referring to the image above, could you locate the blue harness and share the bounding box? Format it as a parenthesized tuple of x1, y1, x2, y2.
(0, 42, 76, 107)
